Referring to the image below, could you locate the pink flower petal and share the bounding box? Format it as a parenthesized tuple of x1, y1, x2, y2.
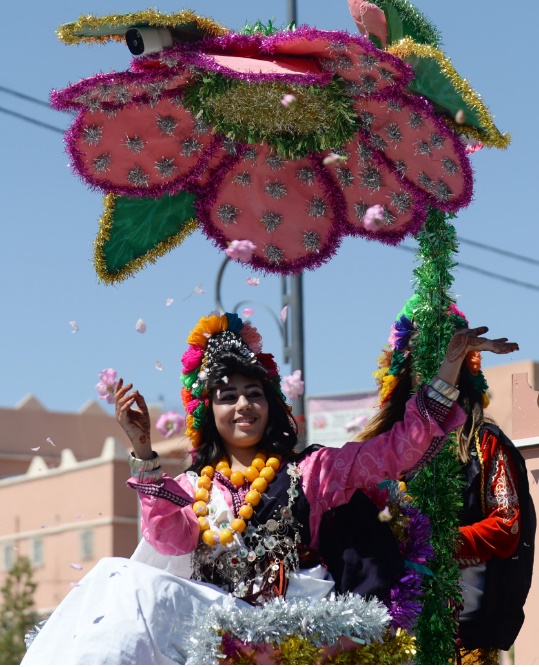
(155, 360, 163, 371)
(69, 320, 79, 333)
(155, 411, 186, 438)
(282, 369, 304, 400)
(46, 437, 56, 447)
(165, 298, 174, 306)
(455, 109, 466, 125)
(242, 308, 254, 318)
(280, 306, 288, 324)
(69, 582, 81, 588)
(135, 319, 147, 334)
(281, 94, 297, 108)
(222, 376, 228, 384)
(31, 446, 40, 451)
(246, 277, 260, 286)
(378, 506, 392, 522)
(322, 152, 346, 165)
(70, 563, 83, 570)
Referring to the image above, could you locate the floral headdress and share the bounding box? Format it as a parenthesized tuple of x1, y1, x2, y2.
(374, 295, 490, 407)
(180, 312, 288, 446)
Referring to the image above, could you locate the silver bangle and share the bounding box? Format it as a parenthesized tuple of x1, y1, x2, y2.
(426, 385, 454, 407)
(131, 468, 163, 484)
(430, 376, 460, 401)
(129, 451, 160, 472)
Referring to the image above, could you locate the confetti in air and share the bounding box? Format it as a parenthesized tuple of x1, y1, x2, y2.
(242, 308, 254, 318)
(280, 93, 297, 108)
(165, 298, 174, 306)
(280, 306, 288, 324)
(246, 277, 260, 286)
(69, 321, 79, 333)
(323, 152, 347, 165)
(135, 319, 147, 333)
(155, 361, 163, 371)
(46, 437, 56, 447)
(70, 563, 83, 570)
(31, 447, 40, 452)
(455, 109, 466, 125)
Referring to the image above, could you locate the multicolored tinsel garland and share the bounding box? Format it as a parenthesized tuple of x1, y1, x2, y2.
(185, 593, 413, 665)
(407, 208, 465, 664)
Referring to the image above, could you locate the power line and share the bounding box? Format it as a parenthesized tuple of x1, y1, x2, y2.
(400, 244, 539, 292)
(0, 106, 64, 134)
(0, 84, 52, 109)
(458, 236, 539, 267)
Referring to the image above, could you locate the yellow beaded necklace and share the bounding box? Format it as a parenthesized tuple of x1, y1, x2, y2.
(192, 451, 282, 547)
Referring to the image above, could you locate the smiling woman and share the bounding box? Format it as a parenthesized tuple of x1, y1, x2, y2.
(22, 311, 518, 665)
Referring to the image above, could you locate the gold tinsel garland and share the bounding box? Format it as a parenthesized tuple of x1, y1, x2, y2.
(93, 193, 199, 285)
(57, 9, 229, 45)
(388, 37, 510, 149)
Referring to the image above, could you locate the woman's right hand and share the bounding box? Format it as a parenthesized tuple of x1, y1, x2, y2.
(115, 378, 153, 459)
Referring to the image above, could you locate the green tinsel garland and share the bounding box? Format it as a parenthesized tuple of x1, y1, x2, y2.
(367, 0, 441, 47)
(407, 208, 465, 664)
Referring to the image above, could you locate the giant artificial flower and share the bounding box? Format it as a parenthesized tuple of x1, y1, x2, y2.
(52, 1, 508, 283)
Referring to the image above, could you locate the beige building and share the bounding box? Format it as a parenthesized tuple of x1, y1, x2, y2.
(1, 361, 539, 662)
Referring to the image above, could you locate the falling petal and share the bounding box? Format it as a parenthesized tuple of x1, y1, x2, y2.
(282, 369, 304, 400)
(31, 447, 40, 452)
(165, 298, 174, 306)
(280, 94, 297, 109)
(280, 306, 288, 324)
(69, 582, 81, 588)
(75, 514, 83, 519)
(283, 432, 289, 436)
(184, 284, 206, 299)
(70, 563, 83, 570)
(40, 525, 48, 529)
(455, 109, 466, 125)
(242, 308, 254, 318)
(322, 152, 347, 165)
(222, 376, 228, 384)
(69, 321, 79, 333)
(155, 411, 186, 438)
(378, 506, 392, 522)
(155, 361, 163, 371)
(246, 277, 260, 286)
(93, 616, 105, 624)
(46, 437, 56, 447)
(135, 319, 147, 334)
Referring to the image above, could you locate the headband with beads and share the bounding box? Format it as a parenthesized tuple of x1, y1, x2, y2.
(374, 296, 490, 407)
(180, 312, 288, 446)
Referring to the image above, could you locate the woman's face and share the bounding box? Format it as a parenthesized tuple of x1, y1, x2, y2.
(211, 373, 269, 451)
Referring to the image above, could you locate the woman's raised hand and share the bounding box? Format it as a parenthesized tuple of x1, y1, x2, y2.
(115, 378, 153, 459)
(438, 327, 519, 387)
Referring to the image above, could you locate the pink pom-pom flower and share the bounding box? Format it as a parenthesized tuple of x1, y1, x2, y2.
(363, 205, 385, 231)
(225, 239, 256, 263)
(155, 411, 186, 438)
(96, 368, 118, 404)
(282, 370, 304, 400)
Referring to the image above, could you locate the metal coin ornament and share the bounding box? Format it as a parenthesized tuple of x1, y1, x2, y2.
(52, 2, 508, 283)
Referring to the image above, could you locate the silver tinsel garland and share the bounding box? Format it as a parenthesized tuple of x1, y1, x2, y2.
(185, 593, 391, 665)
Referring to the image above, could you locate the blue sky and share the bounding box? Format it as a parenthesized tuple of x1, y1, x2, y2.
(1, 0, 536, 417)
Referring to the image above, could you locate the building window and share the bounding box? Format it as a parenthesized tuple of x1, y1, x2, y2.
(30, 538, 44, 567)
(2, 544, 15, 571)
(80, 530, 94, 560)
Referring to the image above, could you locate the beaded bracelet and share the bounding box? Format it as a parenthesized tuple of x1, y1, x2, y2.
(430, 376, 460, 401)
(129, 451, 160, 472)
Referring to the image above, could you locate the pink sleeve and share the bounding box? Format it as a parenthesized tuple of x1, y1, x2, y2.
(127, 473, 200, 556)
(301, 389, 465, 548)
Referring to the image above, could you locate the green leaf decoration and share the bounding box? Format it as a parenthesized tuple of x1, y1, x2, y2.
(94, 191, 198, 284)
(369, 0, 441, 47)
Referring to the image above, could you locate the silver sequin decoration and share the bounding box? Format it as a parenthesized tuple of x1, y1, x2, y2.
(114, 85, 130, 105)
(434, 180, 453, 202)
(127, 165, 150, 187)
(358, 111, 375, 129)
(354, 202, 368, 220)
(369, 133, 387, 151)
(260, 212, 283, 232)
(378, 68, 394, 81)
(193, 116, 210, 134)
(264, 244, 284, 263)
(418, 172, 433, 190)
(391, 191, 412, 214)
(358, 75, 377, 95)
(356, 144, 372, 164)
(361, 165, 382, 191)
(98, 83, 114, 98)
(160, 54, 180, 67)
(303, 230, 320, 251)
(386, 99, 403, 112)
(155, 158, 177, 178)
(82, 125, 103, 146)
(217, 204, 239, 224)
(157, 115, 178, 136)
(331, 146, 351, 160)
(87, 98, 102, 112)
(386, 123, 403, 143)
(442, 157, 459, 175)
(233, 171, 251, 186)
(243, 147, 258, 162)
(308, 196, 328, 218)
(145, 81, 167, 100)
(93, 153, 111, 173)
(360, 54, 378, 70)
(382, 206, 396, 225)
(344, 81, 363, 98)
(124, 135, 145, 154)
(416, 140, 431, 157)
(409, 112, 424, 130)
(171, 95, 185, 108)
(223, 138, 239, 156)
(430, 133, 445, 149)
(265, 181, 287, 199)
(296, 167, 315, 185)
(265, 155, 285, 171)
(180, 138, 202, 157)
(320, 55, 353, 71)
(336, 168, 354, 187)
(395, 160, 407, 176)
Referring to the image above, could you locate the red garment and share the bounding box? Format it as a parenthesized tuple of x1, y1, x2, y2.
(456, 429, 520, 565)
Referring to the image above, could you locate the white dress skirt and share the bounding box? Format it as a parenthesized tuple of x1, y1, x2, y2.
(22, 530, 335, 664)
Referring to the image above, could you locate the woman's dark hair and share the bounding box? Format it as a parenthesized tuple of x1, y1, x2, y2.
(188, 350, 298, 474)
